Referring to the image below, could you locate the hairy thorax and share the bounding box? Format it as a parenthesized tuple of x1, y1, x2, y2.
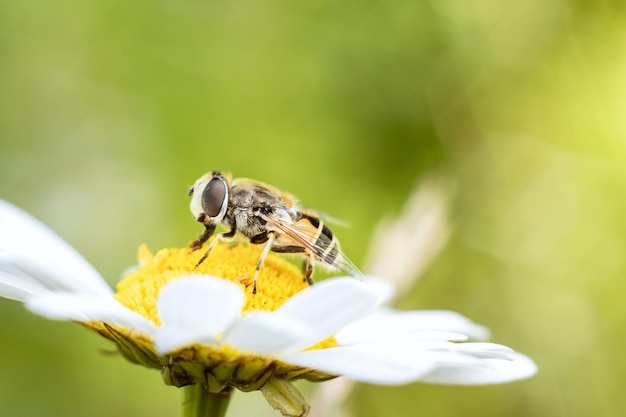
(228, 185, 286, 239)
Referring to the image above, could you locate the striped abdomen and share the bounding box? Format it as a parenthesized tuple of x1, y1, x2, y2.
(299, 213, 341, 269)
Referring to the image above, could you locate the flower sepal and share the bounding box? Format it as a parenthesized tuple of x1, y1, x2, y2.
(93, 324, 163, 370)
(260, 377, 310, 417)
(158, 344, 314, 395)
(275, 362, 337, 383)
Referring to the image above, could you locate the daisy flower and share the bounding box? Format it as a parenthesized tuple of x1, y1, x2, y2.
(0, 200, 536, 417)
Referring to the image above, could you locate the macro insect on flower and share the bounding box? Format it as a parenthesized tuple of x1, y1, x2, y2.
(188, 171, 362, 293)
(0, 198, 537, 417)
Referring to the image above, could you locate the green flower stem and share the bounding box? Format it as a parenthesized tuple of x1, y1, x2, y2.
(182, 384, 232, 417)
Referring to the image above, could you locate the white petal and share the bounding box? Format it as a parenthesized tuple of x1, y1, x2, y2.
(271, 278, 379, 354)
(340, 331, 470, 345)
(282, 344, 437, 385)
(0, 200, 112, 298)
(361, 275, 395, 305)
(155, 326, 219, 354)
(26, 293, 158, 336)
(446, 342, 515, 360)
(421, 352, 538, 384)
(222, 311, 308, 355)
(155, 276, 244, 354)
(336, 309, 489, 345)
(1, 254, 110, 301)
(0, 259, 49, 301)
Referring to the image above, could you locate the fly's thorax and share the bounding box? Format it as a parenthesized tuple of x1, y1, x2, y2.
(230, 183, 283, 207)
(228, 185, 293, 238)
(228, 207, 267, 238)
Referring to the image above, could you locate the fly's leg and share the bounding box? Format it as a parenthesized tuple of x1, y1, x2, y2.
(301, 254, 314, 287)
(194, 227, 236, 268)
(194, 236, 220, 268)
(190, 223, 216, 251)
(271, 245, 314, 287)
(252, 232, 276, 294)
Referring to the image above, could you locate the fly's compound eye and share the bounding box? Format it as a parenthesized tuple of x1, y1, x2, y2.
(201, 177, 227, 218)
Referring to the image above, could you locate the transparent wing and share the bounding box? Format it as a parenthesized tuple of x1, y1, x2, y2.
(260, 213, 363, 279)
(299, 208, 350, 228)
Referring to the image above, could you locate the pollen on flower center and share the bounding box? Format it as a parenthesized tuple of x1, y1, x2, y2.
(114, 243, 310, 326)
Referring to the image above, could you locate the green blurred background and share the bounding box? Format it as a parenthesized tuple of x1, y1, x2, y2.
(1, 0, 624, 416)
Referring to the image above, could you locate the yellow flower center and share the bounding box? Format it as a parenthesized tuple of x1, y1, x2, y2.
(114, 243, 309, 325)
(90, 242, 339, 395)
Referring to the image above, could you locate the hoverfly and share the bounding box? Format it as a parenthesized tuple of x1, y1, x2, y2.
(188, 171, 363, 293)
